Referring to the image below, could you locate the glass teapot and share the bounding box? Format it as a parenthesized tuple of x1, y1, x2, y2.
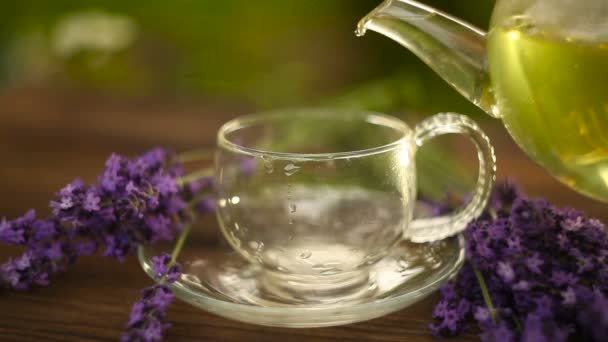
(357, 0, 608, 202)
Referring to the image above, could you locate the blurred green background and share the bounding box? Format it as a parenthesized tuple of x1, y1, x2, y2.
(0, 0, 497, 201)
(1, 0, 494, 112)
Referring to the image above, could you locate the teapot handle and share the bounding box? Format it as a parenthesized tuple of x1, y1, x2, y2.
(408, 113, 496, 243)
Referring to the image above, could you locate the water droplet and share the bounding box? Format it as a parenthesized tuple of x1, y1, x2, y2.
(289, 204, 297, 213)
(284, 163, 301, 176)
(299, 249, 312, 259)
(287, 235, 294, 241)
(249, 241, 264, 253)
(319, 268, 343, 276)
(288, 218, 294, 225)
(234, 223, 240, 231)
(261, 155, 274, 174)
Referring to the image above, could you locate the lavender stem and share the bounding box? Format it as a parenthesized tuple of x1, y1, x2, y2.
(472, 263, 498, 324)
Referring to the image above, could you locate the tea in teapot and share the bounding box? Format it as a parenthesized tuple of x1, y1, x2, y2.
(357, 0, 608, 202)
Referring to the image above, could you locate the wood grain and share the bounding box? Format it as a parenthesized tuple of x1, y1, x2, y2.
(1, 87, 606, 341)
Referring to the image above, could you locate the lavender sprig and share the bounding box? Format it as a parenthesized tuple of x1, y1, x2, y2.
(0, 147, 213, 291)
(430, 182, 608, 341)
(122, 181, 216, 342)
(121, 253, 182, 342)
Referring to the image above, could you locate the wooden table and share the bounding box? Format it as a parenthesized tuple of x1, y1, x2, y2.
(1, 88, 606, 341)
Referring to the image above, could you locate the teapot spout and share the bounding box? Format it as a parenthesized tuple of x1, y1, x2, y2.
(357, 0, 499, 117)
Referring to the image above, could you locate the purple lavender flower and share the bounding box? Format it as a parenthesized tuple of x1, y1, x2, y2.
(121, 284, 175, 342)
(430, 181, 608, 341)
(0, 147, 218, 342)
(521, 312, 570, 342)
(497, 262, 515, 283)
(513, 280, 530, 291)
(50, 148, 209, 261)
(474, 306, 491, 324)
(2, 147, 214, 290)
(0, 209, 36, 245)
(122, 254, 182, 342)
(550, 270, 578, 287)
(511, 198, 557, 235)
(578, 292, 608, 341)
(561, 287, 576, 305)
(1, 250, 52, 290)
(432, 299, 449, 319)
(525, 253, 543, 274)
(480, 321, 515, 342)
(83, 190, 101, 212)
(151, 253, 182, 283)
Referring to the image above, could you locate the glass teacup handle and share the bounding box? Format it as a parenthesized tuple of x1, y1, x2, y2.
(408, 113, 496, 243)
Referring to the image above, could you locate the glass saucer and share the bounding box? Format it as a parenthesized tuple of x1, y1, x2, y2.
(137, 229, 464, 328)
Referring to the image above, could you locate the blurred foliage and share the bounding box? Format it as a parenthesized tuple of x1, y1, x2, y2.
(1, 0, 497, 197)
(1, 0, 494, 111)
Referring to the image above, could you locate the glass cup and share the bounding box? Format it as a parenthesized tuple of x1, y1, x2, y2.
(213, 109, 496, 303)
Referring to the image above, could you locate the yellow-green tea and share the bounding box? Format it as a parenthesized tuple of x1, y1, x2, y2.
(488, 22, 608, 202)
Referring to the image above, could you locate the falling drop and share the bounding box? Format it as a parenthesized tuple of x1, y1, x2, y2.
(289, 204, 297, 213)
(261, 155, 274, 174)
(287, 183, 293, 224)
(284, 163, 301, 176)
(299, 249, 312, 259)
